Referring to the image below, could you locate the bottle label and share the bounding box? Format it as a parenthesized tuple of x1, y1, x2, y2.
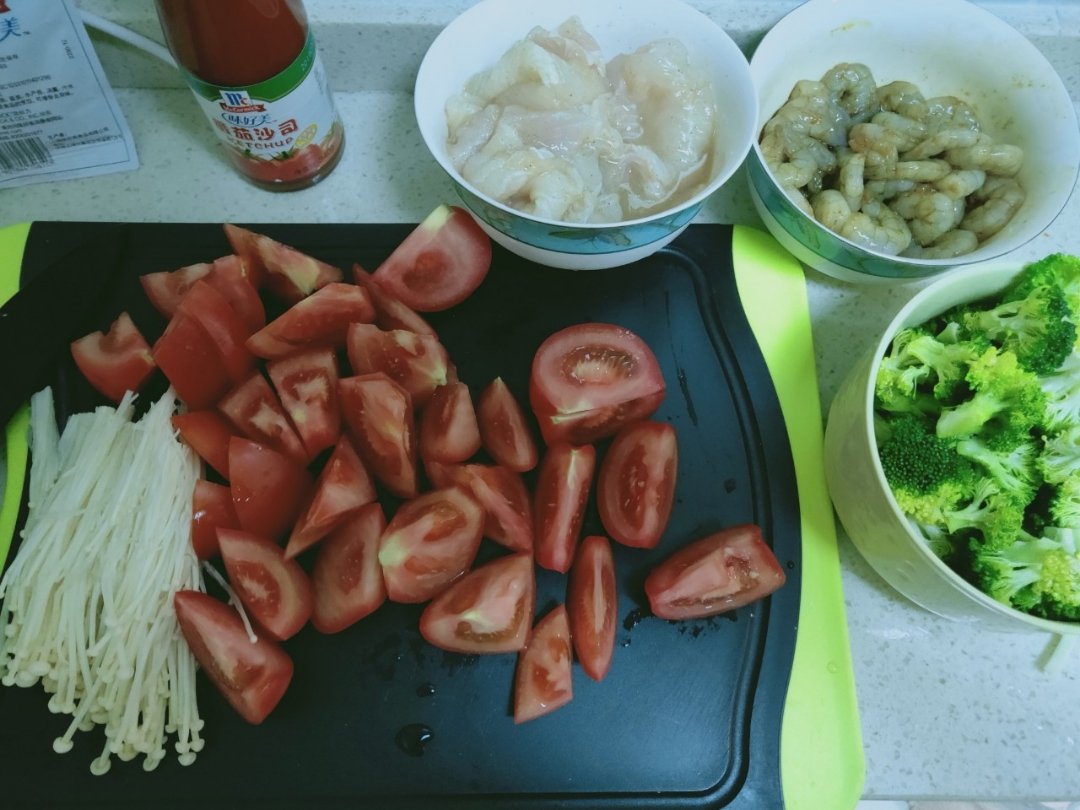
(181, 31, 341, 174)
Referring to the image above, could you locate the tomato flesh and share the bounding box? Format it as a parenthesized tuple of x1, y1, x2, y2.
(514, 604, 573, 723)
(644, 524, 787, 620)
(419, 552, 535, 654)
(191, 479, 239, 560)
(339, 372, 418, 499)
(172, 410, 236, 479)
(174, 590, 293, 725)
(534, 443, 596, 573)
(477, 377, 538, 472)
(345, 323, 449, 409)
(71, 312, 156, 404)
(227, 224, 343, 304)
(352, 263, 438, 338)
(204, 254, 266, 333)
(419, 381, 482, 464)
(598, 420, 678, 549)
(246, 282, 375, 360)
(311, 502, 388, 633)
(567, 534, 617, 681)
(140, 262, 212, 319)
(218, 371, 308, 465)
(266, 347, 342, 461)
(228, 436, 313, 541)
(153, 312, 233, 409)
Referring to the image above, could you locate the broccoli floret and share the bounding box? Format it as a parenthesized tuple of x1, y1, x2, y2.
(943, 477, 1026, 551)
(965, 266, 1077, 375)
(1039, 349, 1080, 432)
(1038, 424, 1080, 484)
(875, 327, 990, 407)
(955, 434, 1040, 506)
(1006, 252, 1080, 318)
(935, 346, 1045, 441)
(905, 331, 989, 401)
(1050, 475, 1080, 530)
(875, 327, 934, 410)
(970, 530, 1080, 618)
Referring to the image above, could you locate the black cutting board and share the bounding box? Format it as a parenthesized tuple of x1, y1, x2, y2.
(0, 222, 801, 809)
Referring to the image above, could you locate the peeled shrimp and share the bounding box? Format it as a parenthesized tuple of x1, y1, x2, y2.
(864, 159, 951, 183)
(944, 133, 1024, 176)
(902, 229, 979, 259)
(901, 128, 980, 161)
(848, 123, 900, 166)
(863, 178, 916, 202)
(837, 151, 865, 212)
(922, 96, 981, 134)
(870, 111, 927, 152)
(840, 199, 912, 255)
(889, 186, 962, 246)
(934, 169, 986, 200)
(960, 176, 1025, 239)
(811, 189, 852, 232)
(822, 62, 878, 123)
(877, 81, 927, 122)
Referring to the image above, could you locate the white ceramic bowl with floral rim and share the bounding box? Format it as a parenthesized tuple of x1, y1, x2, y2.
(824, 259, 1080, 634)
(414, 0, 757, 270)
(747, 0, 1079, 284)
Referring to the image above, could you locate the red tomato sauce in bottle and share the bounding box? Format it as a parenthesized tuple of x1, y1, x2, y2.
(155, 0, 344, 191)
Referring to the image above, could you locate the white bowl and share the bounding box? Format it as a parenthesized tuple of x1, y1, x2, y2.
(748, 0, 1080, 283)
(824, 260, 1080, 634)
(414, 0, 757, 270)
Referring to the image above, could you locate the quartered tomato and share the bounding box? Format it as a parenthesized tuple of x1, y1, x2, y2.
(529, 323, 666, 445)
(567, 535, 617, 682)
(204, 254, 266, 333)
(222, 224, 267, 288)
(228, 436, 313, 541)
(419, 552, 535, 654)
(371, 205, 492, 312)
(477, 377, 538, 472)
(345, 323, 449, 409)
(266, 347, 341, 461)
(285, 435, 376, 560)
(177, 280, 256, 383)
(153, 312, 233, 409)
(352, 264, 438, 338)
(455, 463, 534, 552)
(644, 524, 787, 620)
(246, 282, 375, 360)
(139, 262, 212, 319)
(418, 381, 482, 464)
(338, 372, 418, 498)
(218, 371, 308, 464)
(218, 528, 314, 641)
(377, 486, 484, 604)
(311, 502, 387, 634)
(514, 605, 573, 724)
(70, 312, 156, 404)
(172, 410, 236, 479)
(534, 443, 596, 573)
(173, 590, 293, 725)
(224, 223, 343, 304)
(191, 479, 239, 560)
(598, 421, 677, 549)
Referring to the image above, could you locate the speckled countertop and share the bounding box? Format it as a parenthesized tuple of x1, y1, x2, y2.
(2, 0, 1079, 803)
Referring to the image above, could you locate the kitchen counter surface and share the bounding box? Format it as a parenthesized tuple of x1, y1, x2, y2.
(2, 0, 1079, 803)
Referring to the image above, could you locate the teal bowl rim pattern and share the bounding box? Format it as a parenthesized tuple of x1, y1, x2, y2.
(453, 183, 702, 256)
(745, 151, 944, 281)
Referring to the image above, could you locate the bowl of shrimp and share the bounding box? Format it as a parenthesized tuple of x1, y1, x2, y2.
(414, 0, 758, 270)
(747, 0, 1079, 283)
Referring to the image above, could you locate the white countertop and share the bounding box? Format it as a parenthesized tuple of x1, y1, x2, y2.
(2, 0, 1079, 803)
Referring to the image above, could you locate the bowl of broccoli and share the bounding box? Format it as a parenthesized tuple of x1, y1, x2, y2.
(824, 253, 1080, 634)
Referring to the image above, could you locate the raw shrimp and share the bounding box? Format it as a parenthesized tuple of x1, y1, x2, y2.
(848, 123, 899, 166)
(840, 199, 912, 255)
(901, 128, 980, 161)
(870, 111, 927, 152)
(862, 179, 917, 202)
(822, 62, 878, 123)
(960, 176, 1025, 239)
(944, 133, 1024, 176)
(837, 151, 865, 211)
(864, 159, 951, 182)
(934, 169, 986, 200)
(811, 190, 852, 232)
(764, 88, 849, 149)
(889, 186, 962, 246)
(877, 81, 927, 122)
(922, 96, 981, 134)
(902, 229, 978, 259)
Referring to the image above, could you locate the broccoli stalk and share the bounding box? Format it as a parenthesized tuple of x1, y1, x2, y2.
(935, 346, 1045, 443)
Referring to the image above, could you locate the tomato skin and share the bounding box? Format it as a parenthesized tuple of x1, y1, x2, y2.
(70, 312, 157, 404)
(419, 553, 535, 654)
(477, 377, 538, 473)
(246, 282, 376, 360)
(311, 502, 388, 633)
(338, 372, 418, 499)
(514, 605, 573, 724)
(567, 535, 617, 681)
(153, 312, 233, 409)
(191, 479, 239, 559)
(266, 347, 342, 461)
(534, 443, 596, 573)
(228, 436, 313, 541)
(345, 323, 449, 409)
(223, 224, 267, 289)
(173, 590, 293, 725)
(419, 381, 482, 464)
(218, 371, 308, 465)
(377, 486, 484, 604)
(597, 421, 678, 550)
(644, 524, 787, 620)
(352, 264, 438, 338)
(372, 205, 492, 312)
(204, 254, 266, 333)
(529, 323, 666, 445)
(459, 464, 534, 552)
(177, 280, 257, 383)
(172, 410, 236, 479)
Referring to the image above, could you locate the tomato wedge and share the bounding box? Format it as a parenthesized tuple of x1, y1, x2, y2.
(419, 381, 482, 464)
(377, 486, 484, 603)
(246, 282, 376, 360)
(419, 552, 535, 654)
(644, 524, 787, 620)
(372, 205, 492, 312)
(514, 605, 573, 724)
(311, 502, 387, 634)
(218, 371, 308, 465)
(153, 312, 233, 409)
(352, 264, 438, 338)
(228, 437, 313, 541)
(567, 535, 617, 681)
(140, 262, 212, 319)
(598, 421, 677, 549)
(455, 464, 534, 552)
(529, 323, 666, 445)
(477, 377, 538, 472)
(217, 528, 314, 641)
(222, 223, 267, 288)
(173, 590, 293, 725)
(339, 372, 418, 499)
(177, 280, 256, 383)
(204, 254, 266, 333)
(172, 410, 236, 479)
(224, 223, 343, 304)
(534, 443, 596, 573)
(266, 347, 342, 461)
(191, 479, 239, 560)
(285, 435, 376, 559)
(345, 323, 449, 409)
(70, 312, 156, 404)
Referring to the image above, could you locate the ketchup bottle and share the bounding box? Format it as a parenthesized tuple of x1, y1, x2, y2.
(154, 0, 344, 191)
